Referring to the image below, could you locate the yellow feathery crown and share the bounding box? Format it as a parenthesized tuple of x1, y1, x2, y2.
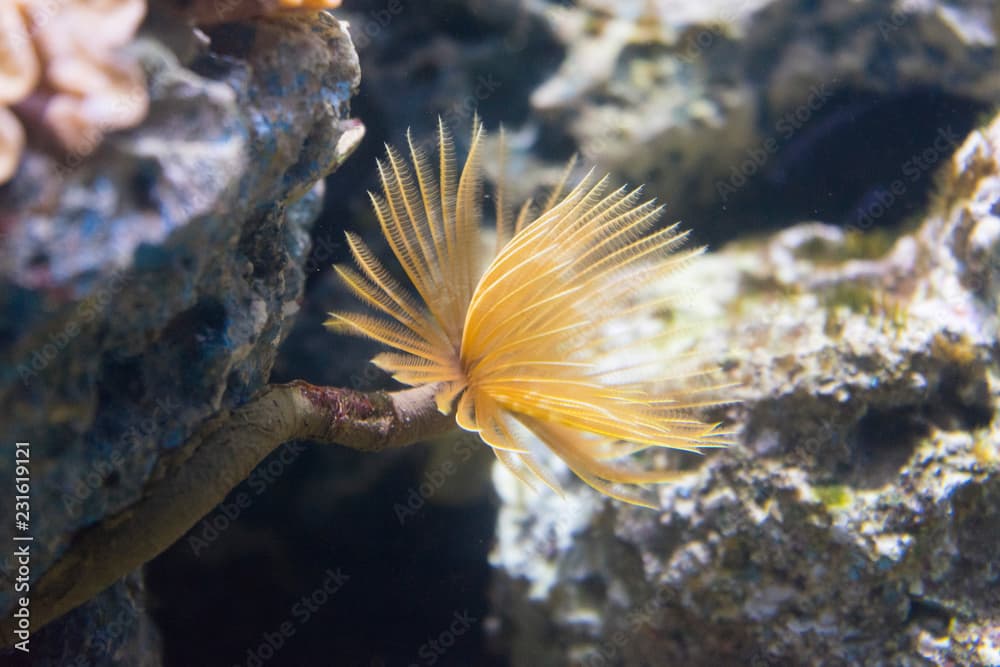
(326, 118, 731, 508)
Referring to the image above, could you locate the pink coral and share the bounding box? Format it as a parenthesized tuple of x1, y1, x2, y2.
(0, 0, 38, 182)
(0, 0, 148, 184)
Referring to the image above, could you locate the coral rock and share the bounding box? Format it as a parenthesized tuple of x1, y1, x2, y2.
(0, 10, 361, 665)
(488, 113, 1000, 667)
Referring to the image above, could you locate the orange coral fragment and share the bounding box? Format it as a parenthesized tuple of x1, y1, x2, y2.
(180, 0, 341, 25)
(278, 0, 341, 8)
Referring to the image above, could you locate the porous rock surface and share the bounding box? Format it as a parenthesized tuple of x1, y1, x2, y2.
(0, 9, 360, 665)
(332, 1, 999, 248)
(516, 0, 1000, 233)
(488, 113, 1000, 666)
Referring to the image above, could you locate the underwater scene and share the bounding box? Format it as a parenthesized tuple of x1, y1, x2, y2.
(1, 0, 999, 665)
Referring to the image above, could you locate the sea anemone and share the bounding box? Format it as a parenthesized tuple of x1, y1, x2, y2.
(326, 119, 731, 507)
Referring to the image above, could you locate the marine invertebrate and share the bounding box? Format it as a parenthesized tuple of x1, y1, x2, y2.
(0, 117, 729, 646)
(327, 119, 730, 507)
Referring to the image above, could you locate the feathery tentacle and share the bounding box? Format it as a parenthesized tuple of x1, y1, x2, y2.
(326, 120, 732, 508)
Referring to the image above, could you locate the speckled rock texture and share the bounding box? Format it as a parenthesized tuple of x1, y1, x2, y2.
(0, 8, 361, 665)
(514, 0, 1000, 237)
(488, 114, 1000, 666)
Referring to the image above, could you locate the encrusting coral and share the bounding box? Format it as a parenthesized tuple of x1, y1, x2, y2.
(0, 0, 38, 183)
(0, 0, 347, 184)
(0, 0, 148, 184)
(327, 119, 732, 507)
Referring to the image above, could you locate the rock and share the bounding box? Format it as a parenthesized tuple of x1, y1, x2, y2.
(333, 1, 998, 246)
(488, 113, 1000, 666)
(507, 0, 1000, 239)
(0, 9, 361, 665)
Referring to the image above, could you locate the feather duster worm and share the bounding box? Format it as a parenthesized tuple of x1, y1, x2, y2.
(327, 119, 731, 507)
